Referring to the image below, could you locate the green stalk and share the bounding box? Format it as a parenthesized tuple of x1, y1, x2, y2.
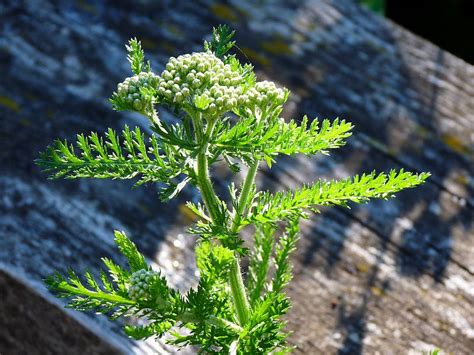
(227, 161, 259, 326)
(231, 162, 259, 233)
(195, 118, 221, 223)
(194, 114, 258, 327)
(229, 256, 250, 325)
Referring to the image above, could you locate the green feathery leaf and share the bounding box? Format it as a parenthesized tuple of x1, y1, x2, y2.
(271, 218, 300, 294)
(242, 291, 291, 353)
(125, 321, 174, 340)
(114, 230, 148, 272)
(35, 126, 191, 197)
(45, 268, 135, 316)
(204, 24, 236, 58)
(213, 117, 353, 166)
(196, 241, 234, 280)
(247, 223, 276, 306)
(247, 170, 430, 224)
(126, 38, 151, 74)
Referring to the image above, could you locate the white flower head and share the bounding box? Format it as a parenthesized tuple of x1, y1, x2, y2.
(116, 72, 160, 112)
(157, 52, 244, 116)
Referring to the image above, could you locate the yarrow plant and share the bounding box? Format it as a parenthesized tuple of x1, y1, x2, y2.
(36, 26, 429, 353)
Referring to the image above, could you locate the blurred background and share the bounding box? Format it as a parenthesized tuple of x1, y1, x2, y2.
(362, 0, 474, 64)
(0, 0, 473, 354)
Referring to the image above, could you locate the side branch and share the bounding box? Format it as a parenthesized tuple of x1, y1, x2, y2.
(247, 170, 430, 223)
(214, 116, 353, 165)
(36, 126, 189, 192)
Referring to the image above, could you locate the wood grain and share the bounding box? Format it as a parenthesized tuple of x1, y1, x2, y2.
(0, 0, 472, 353)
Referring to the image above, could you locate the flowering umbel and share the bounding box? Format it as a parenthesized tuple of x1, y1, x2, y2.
(114, 49, 288, 121)
(158, 52, 243, 114)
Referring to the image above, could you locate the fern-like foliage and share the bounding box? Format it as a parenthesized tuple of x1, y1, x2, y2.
(46, 268, 134, 316)
(169, 241, 238, 352)
(204, 24, 236, 58)
(46, 232, 147, 319)
(48, 231, 242, 344)
(36, 126, 192, 199)
(213, 116, 353, 166)
(240, 219, 300, 354)
(270, 218, 300, 294)
(126, 38, 151, 74)
(247, 170, 430, 224)
(242, 292, 292, 354)
(246, 223, 275, 306)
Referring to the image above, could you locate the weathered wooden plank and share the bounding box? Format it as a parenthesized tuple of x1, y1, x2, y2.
(1, 0, 473, 354)
(287, 212, 474, 354)
(0, 266, 126, 354)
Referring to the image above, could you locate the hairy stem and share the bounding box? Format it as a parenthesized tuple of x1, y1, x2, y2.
(231, 162, 259, 233)
(195, 118, 221, 223)
(194, 116, 257, 327)
(227, 161, 259, 325)
(229, 257, 250, 325)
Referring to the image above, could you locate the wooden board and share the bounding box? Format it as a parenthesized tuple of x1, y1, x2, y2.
(0, 0, 472, 353)
(0, 267, 126, 354)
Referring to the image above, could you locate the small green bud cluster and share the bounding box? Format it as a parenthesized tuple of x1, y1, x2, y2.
(116, 72, 159, 112)
(157, 52, 244, 115)
(242, 81, 287, 109)
(128, 269, 158, 301)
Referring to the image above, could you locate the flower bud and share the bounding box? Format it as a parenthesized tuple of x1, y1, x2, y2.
(128, 269, 159, 301)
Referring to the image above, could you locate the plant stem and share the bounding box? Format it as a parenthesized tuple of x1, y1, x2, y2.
(231, 162, 259, 233)
(229, 256, 250, 325)
(195, 118, 221, 223)
(194, 116, 258, 327)
(227, 161, 259, 326)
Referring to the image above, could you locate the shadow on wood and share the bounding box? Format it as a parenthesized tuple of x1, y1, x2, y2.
(0, 0, 472, 354)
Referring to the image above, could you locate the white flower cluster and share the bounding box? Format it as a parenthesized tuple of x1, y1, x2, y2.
(116, 52, 288, 118)
(128, 269, 157, 301)
(116, 72, 159, 112)
(157, 51, 243, 115)
(242, 81, 287, 109)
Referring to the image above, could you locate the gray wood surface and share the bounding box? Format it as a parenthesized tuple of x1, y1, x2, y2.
(0, 267, 125, 354)
(0, 0, 472, 354)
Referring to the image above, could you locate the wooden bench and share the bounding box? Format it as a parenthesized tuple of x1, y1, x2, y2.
(1, 0, 472, 353)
